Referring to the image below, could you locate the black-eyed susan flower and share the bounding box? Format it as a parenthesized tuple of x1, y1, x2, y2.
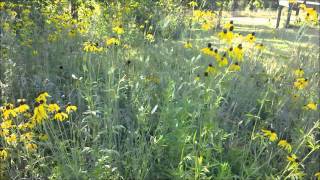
(14, 100, 29, 114)
(0, 129, 9, 137)
(184, 41, 192, 49)
(201, 47, 215, 57)
(195, 74, 200, 81)
(218, 54, 229, 67)
(32, 102, 48, 124)
(35, 92, 50, 103)
(245, 32, 256, 44)
(5, 133, 17, 145)
(0, 148, 8, 160)
(261, 128, 278, 142)
(315, 172, 320, 179)
(234, 44, 244, 61)
(66, 104, 77, 114)
(294, 78, 308, 89)
(1, 120, 13, 129)
(213, 49, 221, 61)
(227, 47, 235, 59)
(304, 8, 318, 24)
(206, 63, 216, 74)
(48, 103, 60, 113)
(223, 20, 234, 29)
(112, 26, 124, 35)
(294, 68, 304, 77)
(218, 29, 233, 43)
(2, 104, 17, 120)
(25, 143, 38, 152)
(304, 102, 317, 110)
(54, 110, 68, 122)
(255, 43, 265, 50)
(287, 154, 299, 164)
(229, 62, 241, 72)
(20, 132, 34, 143)
(106, 37, 120, 46)
(201, 22, 213, 31)
(278, 139, 292, 153)
(83, 41, 103, 52)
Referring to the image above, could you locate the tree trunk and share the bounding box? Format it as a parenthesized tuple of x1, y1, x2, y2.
(216, 2, 224, 29)
(231, 0, 238, 17)
(70, 0, 78, 20)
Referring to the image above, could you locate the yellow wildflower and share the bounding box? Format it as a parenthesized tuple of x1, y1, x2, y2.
(223, 20, 234, 30)
(227, 47, 235, 59)
(294, 78, 308, 89)
(261, 129, 278, 142)
(5, 133, 17, 145)
(15, 103, 30, 114)
(304, 102, 317, 110)
(315, 172, 320, 179)
(83, 42, 103, 52)
(218, 29, 233, 44)
(245, 32, 256, 44)
(218, 55, 229, 67)
(294, 68, 304, 77)
(0, 129, 10, 137)
(20, 132, 34, 143)
(0, 149, 8, 160)
(201, 47, 214, 57)
(106, 37, 120, 46)
(2, 104, 17, 120)
(234, 44, 244, 61)
(278, 140, 292, 153)
(201, 22, 212, 31)
(48, 103, 60, 113)
(54, 111, 68, 121)
(1, 120, 13, 129)
(206, 63, 216, 74)
(66, 104, 77, 114)
(184, 41, 192, 49)
(255, 43, 265, 50)
(35, 92, 50, 103)
(26, 143, 38, 152)
(112, 26, 124, 35)
(287, 154, 299, 164)
(195, 74, 200, 81)
(228, 62, 241, 72)
(32, 102, 48, 124)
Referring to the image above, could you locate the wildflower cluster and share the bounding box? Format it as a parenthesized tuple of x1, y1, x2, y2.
(0, 92, 77, 160)
(298, 4, 319, 25)
(192, 10, 216, 31)
(189, 21, 265, 80)
(292, 68, 317, 111)
(260, 125, 320, 179)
